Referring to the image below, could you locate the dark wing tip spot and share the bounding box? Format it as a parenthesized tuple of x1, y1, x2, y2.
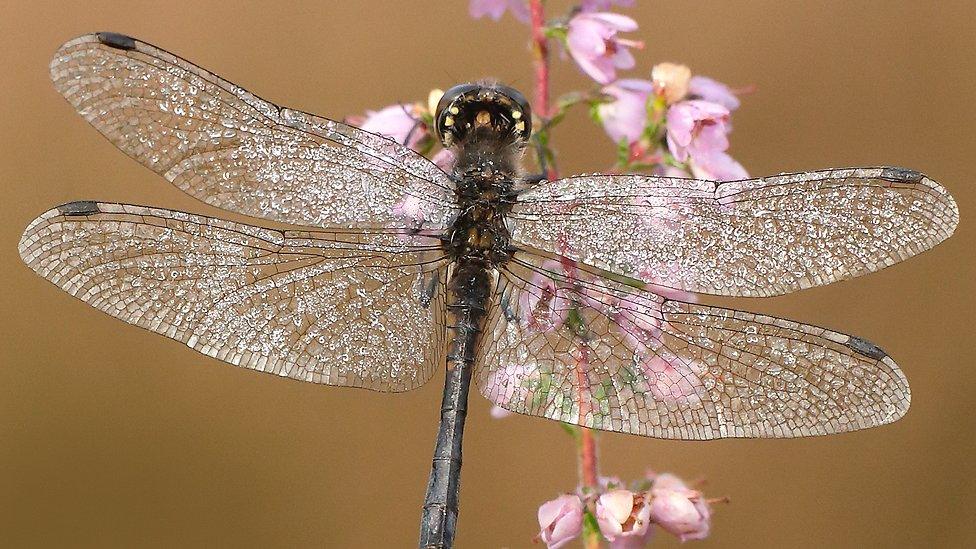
(58, 201, 100, 216)
(880, 166, 924, 183)
(846, 336, 888, 360)
(96, 32, 136, 50)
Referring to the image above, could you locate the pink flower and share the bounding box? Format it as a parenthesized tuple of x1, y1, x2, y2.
(469, 0, 530, 22)
(651, 62, 692, 105)
(596, 489, 653, 546)
(597, 79, 653, 144)
(649, 472, 689, 492)
(648, 474, 711, 542)
(519, 260, 571, 332)
(688, 75, 740, 111)
(580, 0, 635, 11)
(431, 148, 456, 171)
(690, 150, 748, 181)
(359, 104, 425, 148)
(537, 494, 584, 549)
(665, 99, 731, 162)
(567, 12, 642, 84)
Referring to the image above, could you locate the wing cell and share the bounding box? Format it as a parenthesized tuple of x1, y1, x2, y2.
(19, 202, 449, 392)
(511, 167, 957, 296)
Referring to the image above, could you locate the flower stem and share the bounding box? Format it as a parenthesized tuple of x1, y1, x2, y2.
(530, 8, 600, 540)
(579, 428, 598, 489)
(529, 0, 558, 180)
(529, 0, 550, 119)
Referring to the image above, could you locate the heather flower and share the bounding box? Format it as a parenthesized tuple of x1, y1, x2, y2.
(567, 12, 642, 84)
(469, 0, 530, 23)
(665, 99, 731, 162)
(580, 0, 635, 11)
(595, 489, 653, 546)
(597, 79, 654, 144)
(690, 150, 748, 181)
(688, 75, 740, 111)
(536, 494, 584, 549)
(358, 103, 425, 148)
(431, 148, 456, 171)
(648, 474, 711, 541)
(651, 62, 691, 105)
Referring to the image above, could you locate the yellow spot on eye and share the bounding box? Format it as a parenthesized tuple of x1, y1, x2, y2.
(444, 115, 454, 127)
(512, 110, 522, 120)
(514, 121, 525, 132)
(449, 106, 459, 115)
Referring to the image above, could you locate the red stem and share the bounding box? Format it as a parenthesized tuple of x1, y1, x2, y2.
(529, 0, 550, 120)
(533, 0, 598, 504)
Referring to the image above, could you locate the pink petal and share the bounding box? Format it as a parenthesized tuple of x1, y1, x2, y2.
(469, 0, 507, 20)
(689, 75, 740, 111)
(570, 49, 616, 84)
(611, 45, 636, 70)
(602, 490, 636, 524)
(586, 12, 639, 32)
(567, 19, 609, 57)
(598, 79, 653, 143)
(359, 104, 422, 148)
(690, 151, 748, 181)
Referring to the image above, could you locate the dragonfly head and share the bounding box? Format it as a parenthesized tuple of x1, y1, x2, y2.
(434, 82, 532, 149)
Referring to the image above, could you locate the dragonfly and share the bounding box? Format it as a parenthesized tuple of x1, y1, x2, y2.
(20, 32, 958, 548)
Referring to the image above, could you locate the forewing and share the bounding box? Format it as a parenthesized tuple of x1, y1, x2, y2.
(476, 253, 909, 439)
(511, 167, 958, 296)
(50, 32, 456, 229)
(19, 201, 449, 392)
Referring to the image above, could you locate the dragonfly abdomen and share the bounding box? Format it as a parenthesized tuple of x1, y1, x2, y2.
(419, 259, 491, 548)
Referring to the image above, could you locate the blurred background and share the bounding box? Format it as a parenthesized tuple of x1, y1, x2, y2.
(1, 1, 973, 547)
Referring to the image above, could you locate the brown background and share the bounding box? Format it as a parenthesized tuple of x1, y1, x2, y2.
(1, 1, 973, 547)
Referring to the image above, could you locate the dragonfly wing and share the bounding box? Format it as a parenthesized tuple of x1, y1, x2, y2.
(19, 201, 449, 392)
(511, 167, 957, 296)
(476, 252, 909, 439)
(51, 32, 456, 229)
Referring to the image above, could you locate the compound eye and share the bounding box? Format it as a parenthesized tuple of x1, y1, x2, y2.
(494, 85, 531, 126)
(434, 83, 479, 146)
(494, 84, 532, 141)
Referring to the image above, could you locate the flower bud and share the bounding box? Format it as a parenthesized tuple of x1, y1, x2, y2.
(537, 494, 584, 549)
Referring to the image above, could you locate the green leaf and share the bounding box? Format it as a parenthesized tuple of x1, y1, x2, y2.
(560, 422, 582, 440)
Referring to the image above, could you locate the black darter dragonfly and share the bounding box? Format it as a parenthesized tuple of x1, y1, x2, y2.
(19, 33, 958, 548)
